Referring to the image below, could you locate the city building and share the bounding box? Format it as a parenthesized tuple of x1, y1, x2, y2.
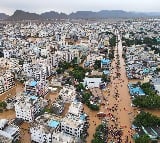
(30, 113, 78, 143)
(0, 119, 20, 143)
(83, 77, 102, 89)
(58, 85, 77, 103)
(14, 93, 48, 122)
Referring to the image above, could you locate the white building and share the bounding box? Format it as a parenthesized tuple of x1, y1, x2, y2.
(3, 49, 11, 58)
(0, 71, 15, 94)
(151, 77, 160, 95)
(30, 113, 77, 143)
(83, 77, 102, 89)
(68, 101, 83, 116)
(14, 94, 48, 122)
(3, 71, 15, 91)
(25, 79, 49, 97)
(59, 85, 77, 103)
(61, 114, 85, 138)
(47, 54, 61, 68)
(0, 79, 4, 94)
(61, 101, 86, 138)
(0, 119, 20, 143)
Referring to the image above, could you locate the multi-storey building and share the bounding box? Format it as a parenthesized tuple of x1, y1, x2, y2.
(14, 94, 48, 122)
(25, 79, 49, 96)
(0, 71, 15, 94)
(58, 85, 77, 103)
(0, 119, 20, 143)
(61, 101, 86, 138)
(0, 78, 4, 94)
(30, 113, 77, 143)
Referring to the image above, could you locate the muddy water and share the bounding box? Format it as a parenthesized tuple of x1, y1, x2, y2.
(45, 92, 59, 103)
(62, 103, 70, 117)
(0, 82, 31, 143)
(144, 109, 160, 117)
(100, 34, 134, 143)
(20, 122, 31, 143)
(129, 79, 143, 84)
(0, 110, 16, 119)
(85, 33, 136, 143)
(0, 81, 23, 101)
(0, 82, 23, 120)
(84, 104, 101, 143)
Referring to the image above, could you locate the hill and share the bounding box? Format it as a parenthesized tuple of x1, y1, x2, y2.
(41, 11, 68, 19)
(0, 13, 9, 20)
(4, 10, 160, 21)
(7, 10, 44, 21)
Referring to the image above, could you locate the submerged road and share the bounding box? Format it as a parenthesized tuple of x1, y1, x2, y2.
(102, 30, 134, 143)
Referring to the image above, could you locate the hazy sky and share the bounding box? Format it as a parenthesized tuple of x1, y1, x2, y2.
(0, 0, 160, 15)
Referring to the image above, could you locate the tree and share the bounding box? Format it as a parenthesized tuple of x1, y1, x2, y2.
(109, 35, 117, 47)
(43, 107, 52, 113)
(102, 74, 110, 82)
(89, 104, 99, 111)
(76, 83, 85, 92)
(82, 92, 91, 103)
(135, 135, 150, 143)
(56, 68, 64, 74)
(133, 111, 160, 127)
(70, 66, 86, 82)
(58, 61, 71, 70)
(94, 60, 101, 70)
(71, 57, 78, 65)
(0, 101, 7, 109)
(133, 82, 160, 109)
(92, 124, 108, 143)
(108, 48, 114, 60)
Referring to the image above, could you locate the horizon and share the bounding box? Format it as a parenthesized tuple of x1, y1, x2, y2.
(0, 0, 160, 15)
(1, 9, 160, 16)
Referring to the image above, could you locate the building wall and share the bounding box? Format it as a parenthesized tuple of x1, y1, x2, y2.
(30, 127, 52, 143)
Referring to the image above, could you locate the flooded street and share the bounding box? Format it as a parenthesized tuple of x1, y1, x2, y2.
(100, 33, 134, 143)
(20, 122, 31, 143)
(84, 104, 101, 143)
(0, 81, 23, 101)
(0, 81, 31, 143)
(0, 110, 16, 119)
(45, 92, 59, 103)
(1, 33, 159, 143)
(85, 32, 135, 143)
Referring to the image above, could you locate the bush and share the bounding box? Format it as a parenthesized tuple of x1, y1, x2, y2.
(0, 101, 7, 109)
(92, 124, 108, 143)
(133, 111, 160, 127)
(132, 82, 160, 109)
(135, 134, 150, 143)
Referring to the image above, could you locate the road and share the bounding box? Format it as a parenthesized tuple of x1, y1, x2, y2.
(101, 31, 135, 143)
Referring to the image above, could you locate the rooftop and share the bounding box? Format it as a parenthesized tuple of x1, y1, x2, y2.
(101, 59, 111, 64)
(48, 120, 59, 128)
(29, 81, 37, 87)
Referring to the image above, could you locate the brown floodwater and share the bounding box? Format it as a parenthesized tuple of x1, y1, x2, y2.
(85, 34, 136, 143)
(84, 104, 101, 143)
(144, 109, 160, 117)
(0, 81, 31, 143)
(101, 34, 134, 143)
(45, 92, 59, 104)
(62, 103, 70, 117)
(0, 81, 23, 120)
(2, 34, 156, 143)
(0, 81, 23, 101)
(20, 122, 31, 143)
(0, 110, 16, 119)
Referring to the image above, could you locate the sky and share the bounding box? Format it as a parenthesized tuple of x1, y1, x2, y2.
(0, 0, 160, 15)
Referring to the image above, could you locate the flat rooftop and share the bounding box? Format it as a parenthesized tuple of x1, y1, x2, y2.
(48, 120, 59, 128)
(29, 81, 37, 87)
